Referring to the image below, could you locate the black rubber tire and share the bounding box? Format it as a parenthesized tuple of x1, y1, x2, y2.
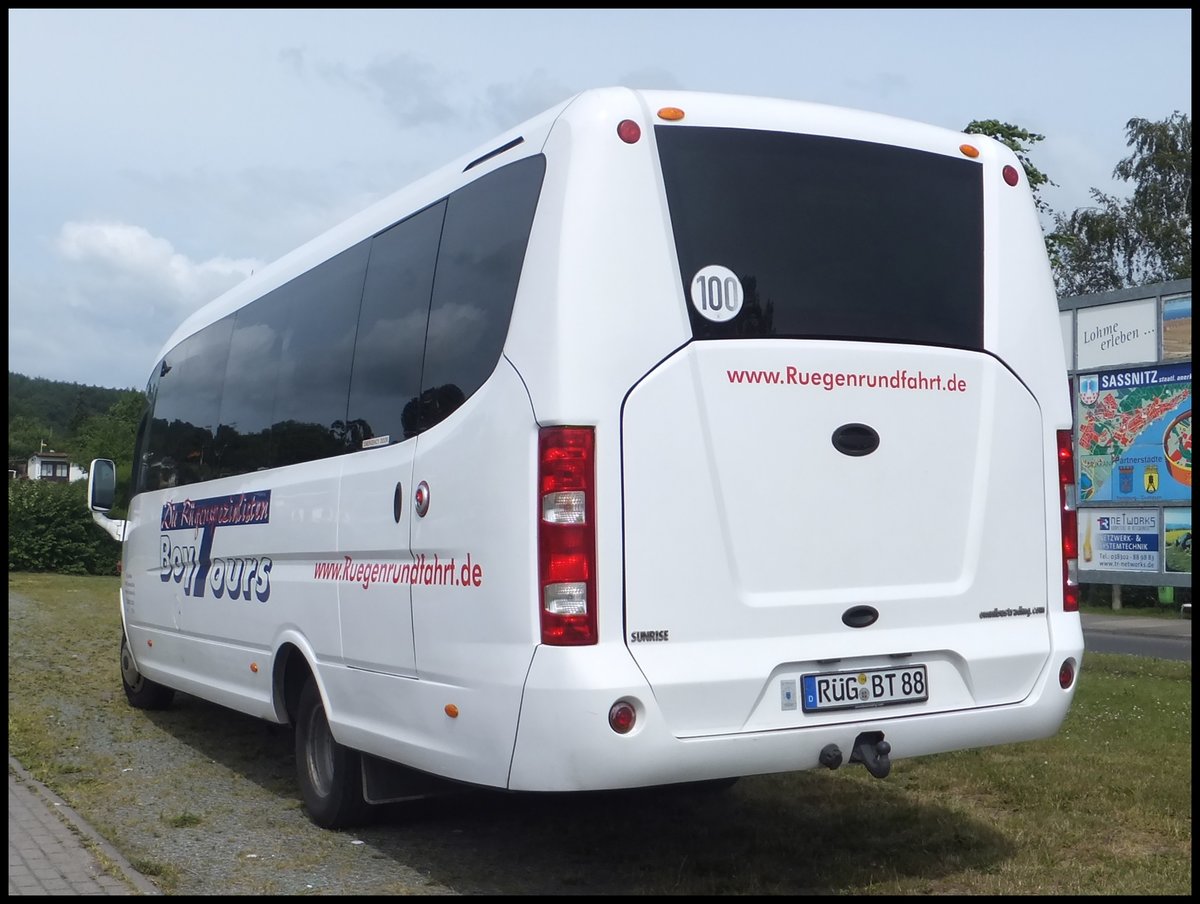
(120, 632, 175, 710)
(295, 679, 371, 829)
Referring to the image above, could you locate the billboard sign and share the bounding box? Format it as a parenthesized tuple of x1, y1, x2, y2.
(1076, 362, 1192, 504)
(1164, 508, 1192, 575)
(1162, 293, 1191, 360)
(1079, 509, 1161, 573)
(1075, 297, 1158, 369)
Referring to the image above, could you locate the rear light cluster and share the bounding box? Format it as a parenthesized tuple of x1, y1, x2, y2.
(1057, 429, 1080, 612)
(538, 427, 598, 645)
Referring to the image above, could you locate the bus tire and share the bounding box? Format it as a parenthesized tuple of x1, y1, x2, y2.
(295, 678, 370, 829)
(120, 632, 175, 710)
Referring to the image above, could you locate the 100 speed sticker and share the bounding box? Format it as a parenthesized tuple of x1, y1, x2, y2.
(691, 264, 744, 322)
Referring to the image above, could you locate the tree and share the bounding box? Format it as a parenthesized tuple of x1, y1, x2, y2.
(1050, 111, 1191, 296)
(71, 393, 145, 514)
(70, 394, 144, 470)
(8, 415, 58, 463)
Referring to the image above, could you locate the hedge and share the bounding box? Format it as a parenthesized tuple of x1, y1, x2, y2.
(8, 479, 120, 575)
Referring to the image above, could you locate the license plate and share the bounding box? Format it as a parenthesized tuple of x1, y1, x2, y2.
(801, 664, 928, 713)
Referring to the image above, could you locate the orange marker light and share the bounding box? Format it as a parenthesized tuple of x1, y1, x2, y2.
(444, 704, 459, 718)
(959, 144, 980, 158)
(656, 107, 685, 122)
(250, 662, 259, 673)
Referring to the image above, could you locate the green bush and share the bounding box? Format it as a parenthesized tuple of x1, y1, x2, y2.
(7, 479, 120, 575)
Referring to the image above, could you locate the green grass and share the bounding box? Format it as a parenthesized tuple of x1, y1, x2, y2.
(7, 572, 1192, 895)
(163, 810, 204, 829)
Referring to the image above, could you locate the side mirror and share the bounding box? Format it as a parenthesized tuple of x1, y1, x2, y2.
(89, 459, 117, 512)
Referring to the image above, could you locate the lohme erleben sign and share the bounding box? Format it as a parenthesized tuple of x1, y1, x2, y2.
(1075, 297, 1158, 369)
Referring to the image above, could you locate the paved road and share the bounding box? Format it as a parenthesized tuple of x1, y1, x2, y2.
(8, 757, 161, 896)
(1082, 610, 1192, 662)
(8, 611, 1189, 896)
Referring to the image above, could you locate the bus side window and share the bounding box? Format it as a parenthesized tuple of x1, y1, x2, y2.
(348, 201, 446, 446)
(416, 155, 545, 433)
(144, 320, 232, 490)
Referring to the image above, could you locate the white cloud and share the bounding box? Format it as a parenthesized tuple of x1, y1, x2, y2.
(7, 222, 263, 389)
(55, 221, 261, 313)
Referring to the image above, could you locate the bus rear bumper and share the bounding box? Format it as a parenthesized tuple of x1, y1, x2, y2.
(508, 643, 1082, 791)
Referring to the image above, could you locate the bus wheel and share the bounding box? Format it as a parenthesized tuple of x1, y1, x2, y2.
(295, 679, 370, 829)
(120, 632, 175, 710)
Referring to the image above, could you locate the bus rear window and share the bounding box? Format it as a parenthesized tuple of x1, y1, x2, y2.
(656, 126, 984, 350)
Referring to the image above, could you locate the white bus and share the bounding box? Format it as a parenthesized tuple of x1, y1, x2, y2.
(88, 87, 1084, 829)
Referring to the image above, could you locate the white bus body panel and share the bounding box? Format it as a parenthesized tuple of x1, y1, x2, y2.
(619, 341, 1050, 737)
(321, 361, 539, 787)
(123, 464, 342, 722)
(334, 441, 417, 677)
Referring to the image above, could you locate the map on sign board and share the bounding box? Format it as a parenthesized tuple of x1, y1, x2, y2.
(1076, 362, 1191, 504)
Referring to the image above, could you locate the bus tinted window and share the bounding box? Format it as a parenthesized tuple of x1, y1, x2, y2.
(270, 240, 371, 467)
(415, 155, 545, 432)
(144, 318, 233, 489)
(348, 201, 446, 446)
(217, 299, 283, 477)
(132, 373, 158, 494)
(656, 126, 984, 350)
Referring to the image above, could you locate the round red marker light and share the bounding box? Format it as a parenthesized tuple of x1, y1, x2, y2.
(617, 119, 641, 144)
(609, 700, 636, 734)
(1058, 659, 1075, 689)
(1003, 164, 1020, 186)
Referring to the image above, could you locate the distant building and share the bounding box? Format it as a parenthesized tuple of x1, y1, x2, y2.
(26, 450, 86, 483)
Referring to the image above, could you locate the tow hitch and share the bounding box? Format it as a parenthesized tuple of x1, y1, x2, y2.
(819, 731, 893, 779)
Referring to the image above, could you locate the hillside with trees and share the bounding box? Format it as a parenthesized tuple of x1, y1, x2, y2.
(8, 372, 143, 466)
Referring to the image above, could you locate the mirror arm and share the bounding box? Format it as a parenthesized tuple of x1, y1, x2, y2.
(90, 511, 126, 543)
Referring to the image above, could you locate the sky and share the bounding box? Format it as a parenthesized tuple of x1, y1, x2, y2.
(7, 8, 1193, 391)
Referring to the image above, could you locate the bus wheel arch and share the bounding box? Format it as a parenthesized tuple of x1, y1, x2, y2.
(273, 643, 312, 726)
(119, 631, 175, 710)
(294, 677, 371, 828)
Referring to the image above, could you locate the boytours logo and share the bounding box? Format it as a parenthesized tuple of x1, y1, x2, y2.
(159, 491, 273, 602)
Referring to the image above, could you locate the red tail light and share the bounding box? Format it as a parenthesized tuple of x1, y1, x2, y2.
(538, 427, 597, 645)
(1057, 429, 1079, 612)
